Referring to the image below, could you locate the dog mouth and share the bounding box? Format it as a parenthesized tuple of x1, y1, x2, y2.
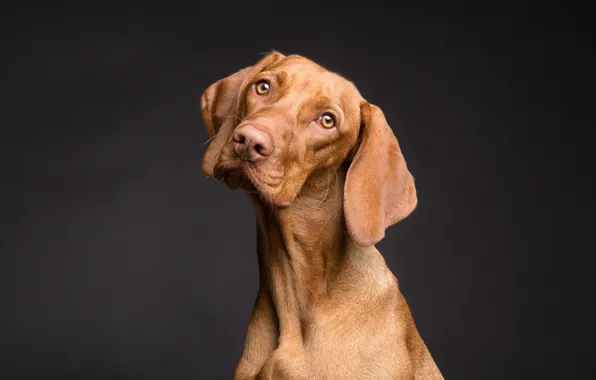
(214, 165, 257, 193)
(213, 158, 301, 208)
(213, 161, 285, 199)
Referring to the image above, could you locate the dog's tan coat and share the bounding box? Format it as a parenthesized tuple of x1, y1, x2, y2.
(200, 52, 443, 380)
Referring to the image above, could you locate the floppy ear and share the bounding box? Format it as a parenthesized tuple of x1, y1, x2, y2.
(344, 103, 418, 247)
(200, 52, 285, 176)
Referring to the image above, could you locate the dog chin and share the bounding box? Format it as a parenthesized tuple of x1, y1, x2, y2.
(214, 165, 291, 207)
(216, 167, 256, 192)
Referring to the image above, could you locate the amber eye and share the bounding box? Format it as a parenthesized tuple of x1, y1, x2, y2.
(255, 80, 270, 95)
(319, 113, 336, 128)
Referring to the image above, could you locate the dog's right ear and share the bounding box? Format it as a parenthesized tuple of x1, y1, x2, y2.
(200, 52, 285, 176)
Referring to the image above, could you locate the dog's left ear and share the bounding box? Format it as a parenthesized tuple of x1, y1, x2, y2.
(200, 52, 285, 176)
(344, 103, 417, 247)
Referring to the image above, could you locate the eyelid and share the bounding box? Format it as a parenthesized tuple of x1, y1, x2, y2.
(320, 107, 342, 126)
(253, 74, 273, 85)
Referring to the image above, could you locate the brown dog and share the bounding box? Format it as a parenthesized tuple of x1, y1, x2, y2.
(200, 52, 444, 380)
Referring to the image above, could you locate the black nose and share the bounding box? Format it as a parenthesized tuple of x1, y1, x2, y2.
(232, 125, 273, 162)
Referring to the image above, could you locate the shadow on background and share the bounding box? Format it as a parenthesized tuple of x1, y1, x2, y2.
(2, 2, 594, 379)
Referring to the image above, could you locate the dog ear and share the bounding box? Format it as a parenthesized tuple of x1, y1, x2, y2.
(200, 51, 285, 176)
(344, 103, 417, 247)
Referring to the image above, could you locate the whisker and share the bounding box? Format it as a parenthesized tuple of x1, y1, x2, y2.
(332, 164, 340, 200)
(200, 114, 245, 147)
(200, 121, 223, 147)
(314, 166, 332, 208)
(207, 112, 243, 123)
(208, 112, 238, 118)
(200, 135, 216, 147)
(319, 164, 341, 229)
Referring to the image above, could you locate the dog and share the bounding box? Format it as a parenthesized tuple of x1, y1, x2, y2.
(200, 52, 444, 380)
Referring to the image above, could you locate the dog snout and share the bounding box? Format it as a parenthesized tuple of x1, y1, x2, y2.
(232, 125, 273, 162)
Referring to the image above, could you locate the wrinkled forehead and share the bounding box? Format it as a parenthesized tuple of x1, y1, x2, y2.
(262, 56, 363, 112)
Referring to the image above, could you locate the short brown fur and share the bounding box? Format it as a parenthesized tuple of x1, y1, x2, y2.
(200, 52, 443, 380)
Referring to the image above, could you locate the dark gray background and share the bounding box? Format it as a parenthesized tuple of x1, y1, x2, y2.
(2, 2, 594, 379)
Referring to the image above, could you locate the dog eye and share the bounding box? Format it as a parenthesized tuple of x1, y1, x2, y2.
(255, 80, 271, 95)
(319, 113, 336, 129)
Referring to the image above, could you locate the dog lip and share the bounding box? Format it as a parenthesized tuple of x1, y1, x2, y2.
(213, 160, 288, 204)
(213, 162, 257, 192)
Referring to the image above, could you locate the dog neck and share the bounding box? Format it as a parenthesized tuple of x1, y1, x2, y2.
(248, 165, 347, 340)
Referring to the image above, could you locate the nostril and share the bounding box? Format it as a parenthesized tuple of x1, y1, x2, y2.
(253, 143, 264, 155)
(233, 132, 245, 144)
(233, 126, 272, 160)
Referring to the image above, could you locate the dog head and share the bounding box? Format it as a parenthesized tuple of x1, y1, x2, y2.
(201, 52, 417, 246)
